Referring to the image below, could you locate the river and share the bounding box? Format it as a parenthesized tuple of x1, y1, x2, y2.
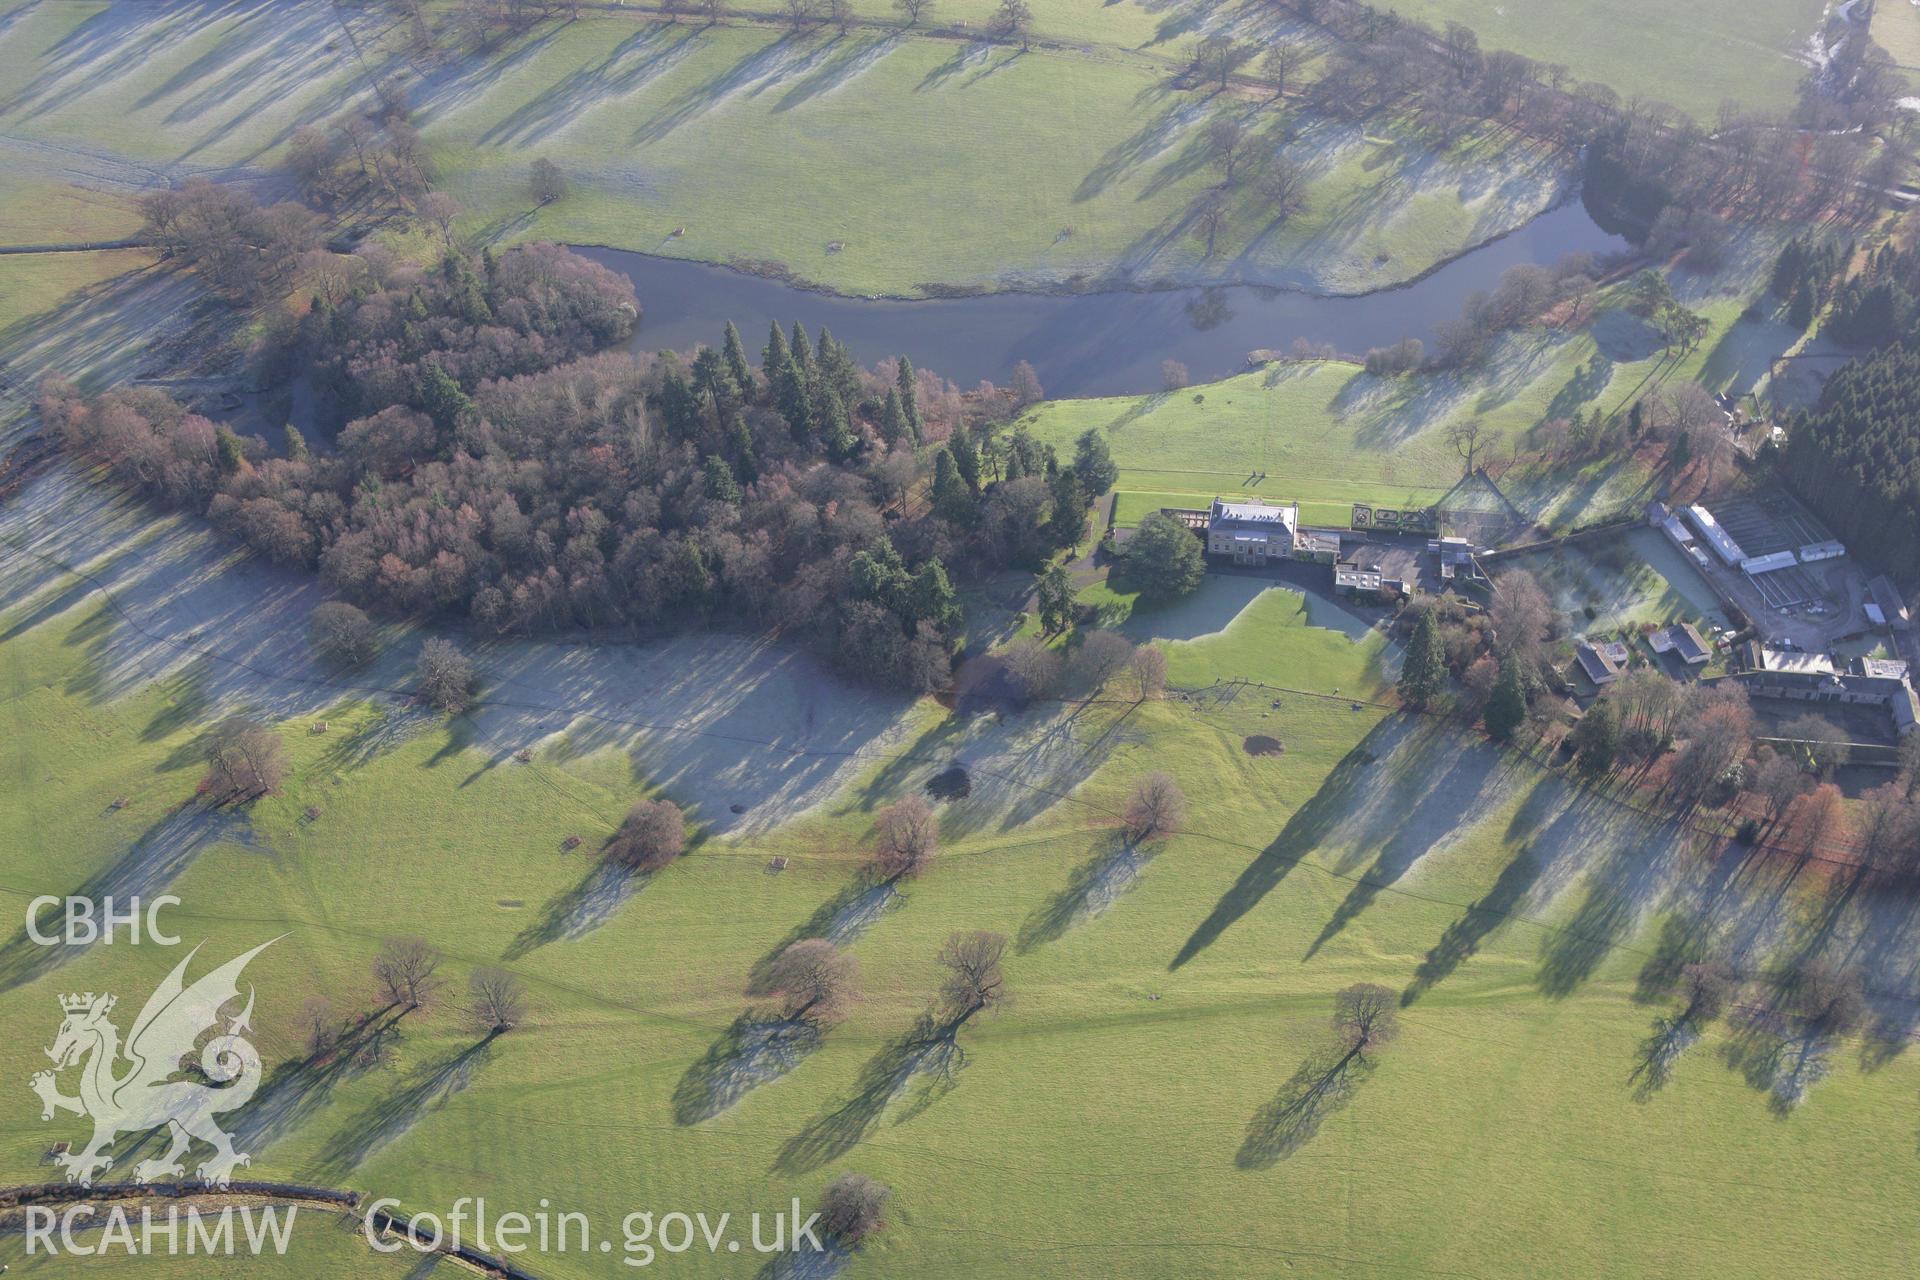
(574, 199, 1627, 399)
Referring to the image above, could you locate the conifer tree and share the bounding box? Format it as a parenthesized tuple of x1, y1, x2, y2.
(896, 355, 919, 436)
(880, 387, 910, 445)
(763, 321, 790, 376)
(1485, 659, 1527, 743)
(933, 449, 973, 525)
(1397, 609, 1447, 707)
(1036, 562, 1073, 635)
(704, 454, 741, 503)
(723, 320, 754, 391)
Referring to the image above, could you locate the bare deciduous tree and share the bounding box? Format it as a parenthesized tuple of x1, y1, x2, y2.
(1668, 690, 1754, 805)
(1129, 643, 1168, 701)
(1332, 982, 1399, 1062)
(937, 930, 1009, 1021)
(529, 157, 568, 205)
(1071, 629, 1133, 694)
(301, 996, 339, 1059)
(417, 637, 477, 713)
(466, 966, 527, 1035)
(1206, 115, 1249, 183)
(819, 1173, 891, 1244)
(1445, 418, 1485, 474)
(872, 795, 938, 881)
(1261, 42, 1300, 98)
(202, 715, 288, 801)
(417, 190, 461, 248)
(993, 0, 1032, 48)
(1190, 191, 1229, 257)
(607, 799, 688, 871)
(1751, 749, 1810, 827)
(893, 0, 933, 23)
(1255, 154, 1308, 223)
(1190, 33, 1252, 91)
(1003, 637, 1063, 703)
(1123, 771, 1185, 841)
(309, 601, 377, 669)
(375, 937, 445, 1012)
(1489, 568, 1554, 678)
(765, 939, 860, 1027)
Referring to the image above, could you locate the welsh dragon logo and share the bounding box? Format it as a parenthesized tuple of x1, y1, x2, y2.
(29, 939, 278, 1188)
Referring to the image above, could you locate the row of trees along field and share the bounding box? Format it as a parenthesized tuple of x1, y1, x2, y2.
(45, 222, 1110, 692)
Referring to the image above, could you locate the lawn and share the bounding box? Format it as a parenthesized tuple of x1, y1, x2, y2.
(1401, 0, 1824, 120)
(1, 486, 1916, 1278)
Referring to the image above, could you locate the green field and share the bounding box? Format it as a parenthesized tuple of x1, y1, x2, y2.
(1403, 0, 1823, 120)
(0, 471, 1916, 1277)
(0, 1, 1571, 296)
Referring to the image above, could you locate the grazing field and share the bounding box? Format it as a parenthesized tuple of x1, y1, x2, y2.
(0, 1, 1572, 296)
(1403, 0, 1824, 120)
(1, 448, 1917, 1277)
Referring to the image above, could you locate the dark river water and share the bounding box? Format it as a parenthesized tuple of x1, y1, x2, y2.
(573, 199, 1626, 399)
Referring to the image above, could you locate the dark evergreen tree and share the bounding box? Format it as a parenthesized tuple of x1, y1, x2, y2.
(933, 448, 974, 525)
(1570, 700, 1618, 777)
(1126, 512, 1205, 601)
(1035, 562, 1073, 634)
(722, 320, 754, 391)
(703, 454, 741, 503)
(1048, 468, 1088, 547)
(1397, 609, 1447, 707)
(1072, 428, 1119, 495)
(880, 387, 910, 445)
(762, 321, 791, 377)
(896, 355, 919, 437)
(949, 427, 982, 494)
(1485, 659, 1527, 743)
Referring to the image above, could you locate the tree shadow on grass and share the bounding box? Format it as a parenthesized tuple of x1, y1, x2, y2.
(306, 1036, 496, 1181)
(1535, 813, 1686, 1000)
(1401, 842, 1542, 1005)
(773, 1014, 963, 1174)
(1302, 739, 1511, 961)
(1017, 833, 1150, 953)
(0, 805, 259, 992)
(1720, 1009, 1834, 1117)
(1627, 1005, 1724, 1102)
(673, 1015, 824, 1125)
(756, 1239, 851, 1280)
(229, 1008, 409, 1155)
(503, 858, 649, 961)
(1169, 730, 1387, 969)
(745, 875, 901, 995)
(1236, 1047, 1366, 1170)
